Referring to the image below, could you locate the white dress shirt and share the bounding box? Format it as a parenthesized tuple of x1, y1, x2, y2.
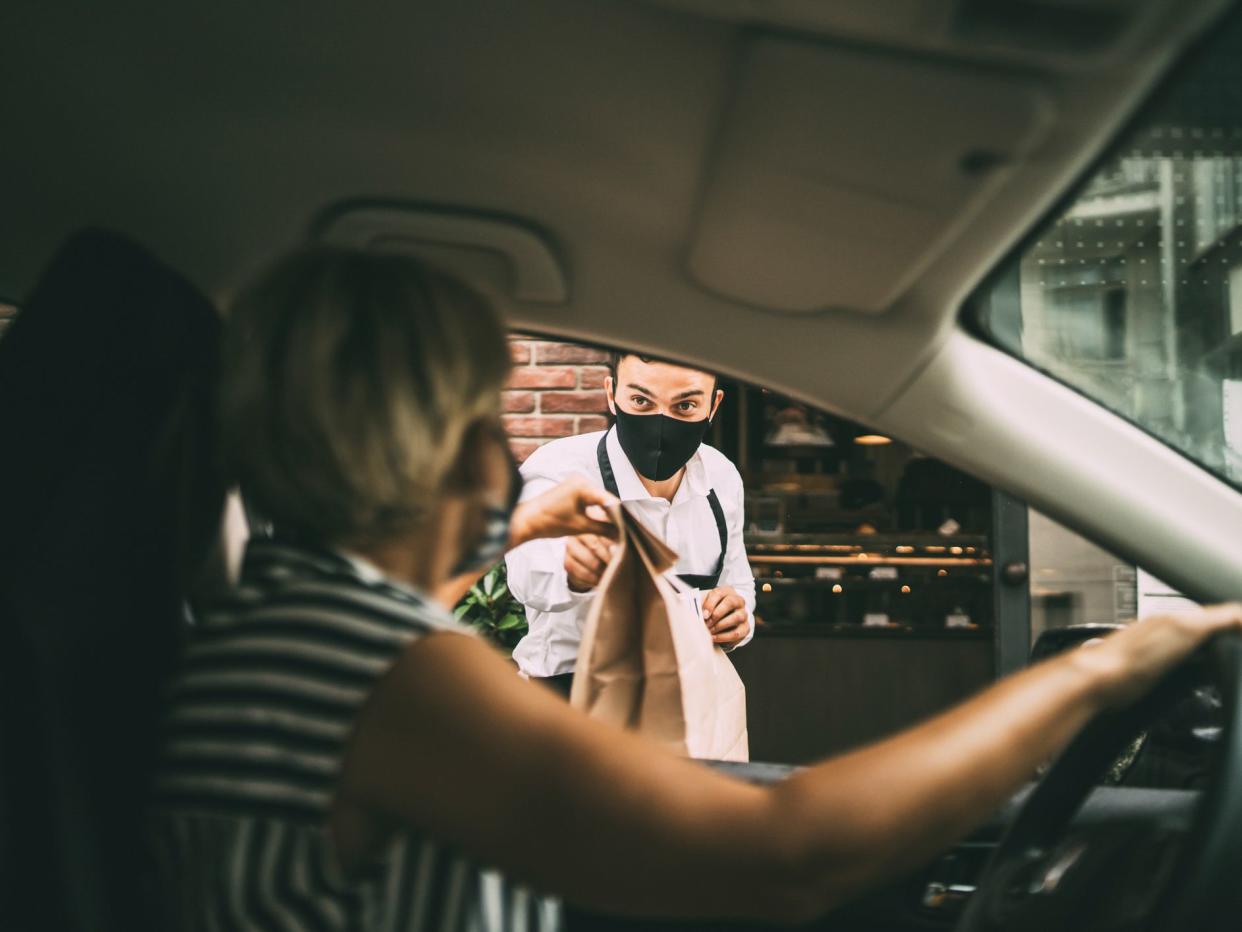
(508, 427, 755, 678)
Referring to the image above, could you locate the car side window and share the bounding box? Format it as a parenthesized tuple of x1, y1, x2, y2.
(485, 334, 1205, 780)
(975, 12, 1242, 491)
(499, 334, 1023, 765)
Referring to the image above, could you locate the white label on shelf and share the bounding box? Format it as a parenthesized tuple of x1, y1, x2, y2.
(815, 567, 843, 580)
(863, 613, 891, 627)
(868, 567, 898, 580)
(945, 613, 972, 629)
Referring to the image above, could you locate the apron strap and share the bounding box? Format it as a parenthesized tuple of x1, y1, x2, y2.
(596, 431, 728, 590)
(704, 488, 728, 577)
(678, 489, 727, 590)
(596, 432, 620, 498)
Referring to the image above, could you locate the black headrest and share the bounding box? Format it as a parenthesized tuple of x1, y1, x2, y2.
(0, 229, 224, 932)
(0, 228, 224, 570)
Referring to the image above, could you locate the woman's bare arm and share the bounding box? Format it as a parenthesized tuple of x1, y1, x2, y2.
(338, 604, 1242, 924)
(432, 474, 618, 608)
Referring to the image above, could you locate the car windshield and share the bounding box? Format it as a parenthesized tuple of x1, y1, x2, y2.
(974, 11, 1242, 492)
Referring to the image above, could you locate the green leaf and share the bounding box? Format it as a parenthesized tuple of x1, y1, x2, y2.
(449, 561, 526, 645)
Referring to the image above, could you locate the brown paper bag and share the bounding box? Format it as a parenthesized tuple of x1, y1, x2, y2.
(569, 503, 749, 761)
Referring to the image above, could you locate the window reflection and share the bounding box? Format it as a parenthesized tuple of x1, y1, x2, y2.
(1028, 509, 1200, 650)
(979, 14, 1242, 488)
(1028, 509, 1134, 647)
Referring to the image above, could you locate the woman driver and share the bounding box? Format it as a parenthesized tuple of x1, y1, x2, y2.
(149, 247, 1242, 930)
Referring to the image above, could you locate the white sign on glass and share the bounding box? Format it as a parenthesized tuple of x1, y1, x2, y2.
(1136, 568, 1199, 620)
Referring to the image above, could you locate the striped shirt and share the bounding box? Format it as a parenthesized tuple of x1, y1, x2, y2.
(149, 536, 560, 931)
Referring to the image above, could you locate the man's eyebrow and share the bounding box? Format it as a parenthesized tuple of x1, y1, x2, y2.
(624, 383, 706, 401)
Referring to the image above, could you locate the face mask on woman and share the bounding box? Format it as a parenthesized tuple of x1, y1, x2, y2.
(613, 404, 713, 482)
(452, 450, 524, 576)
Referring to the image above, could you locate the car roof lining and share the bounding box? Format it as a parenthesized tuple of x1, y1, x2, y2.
(1, 0, 1226, 310)
(686, 35, 1055, 314)
(3, 0, 1240, 597)
(0, 0, 1228, 407)
(314, 202, 571, 305)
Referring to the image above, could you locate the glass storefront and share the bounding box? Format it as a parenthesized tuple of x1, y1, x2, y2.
(712, 384, 996, 636)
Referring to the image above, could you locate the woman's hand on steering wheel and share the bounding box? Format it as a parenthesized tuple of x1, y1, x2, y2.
(1069, 602, 1242, 712)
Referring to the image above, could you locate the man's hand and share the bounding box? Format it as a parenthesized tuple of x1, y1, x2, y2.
(565, 534, 616, 592)
(510, 474, 619, 548)
(702, 586, 749, 646)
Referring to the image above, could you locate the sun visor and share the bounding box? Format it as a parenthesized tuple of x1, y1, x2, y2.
(687, 38, 1053, 313)
(315, 204, 568, 304)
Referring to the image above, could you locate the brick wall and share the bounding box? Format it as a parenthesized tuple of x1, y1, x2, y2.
(504, 335, 613, 462)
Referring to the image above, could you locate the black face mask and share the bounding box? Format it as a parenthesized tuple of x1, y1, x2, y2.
(613, 405, 713, 481)
(452, 449, 524, 577)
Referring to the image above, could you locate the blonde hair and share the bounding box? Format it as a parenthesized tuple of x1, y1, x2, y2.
(219, 247, 511, 546)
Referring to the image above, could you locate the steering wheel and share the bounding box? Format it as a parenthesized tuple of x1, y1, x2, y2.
(956, 632, 1242, 932)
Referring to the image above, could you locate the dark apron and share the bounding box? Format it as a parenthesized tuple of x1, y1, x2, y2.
(596, 432, 726, 591)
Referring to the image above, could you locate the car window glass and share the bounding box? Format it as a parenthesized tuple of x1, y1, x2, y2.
(500, 334, 1019, 766)
(1027, 512, 1210, 789)
(1029, 509, 1136, 646)
(975, 13, 1242, 491)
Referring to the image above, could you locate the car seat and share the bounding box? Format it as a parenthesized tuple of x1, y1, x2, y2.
(0, 230, 225, 932)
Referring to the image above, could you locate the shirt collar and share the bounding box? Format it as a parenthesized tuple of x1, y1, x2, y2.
(605, 425, 711, 503)
(241, 534, 437, 609)
(337, 548, 388, 584)
(333, 547, 443, 608)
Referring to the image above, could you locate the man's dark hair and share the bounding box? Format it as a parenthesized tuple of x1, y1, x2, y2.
(607, 351, 719, 394)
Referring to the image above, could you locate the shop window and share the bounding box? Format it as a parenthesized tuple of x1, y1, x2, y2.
(723, 383, 995, 634)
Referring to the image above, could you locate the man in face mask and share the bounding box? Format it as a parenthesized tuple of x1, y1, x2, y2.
(507, 352, 755, 696)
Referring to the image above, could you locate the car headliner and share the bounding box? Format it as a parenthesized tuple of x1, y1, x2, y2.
(3, 0, 1241, 603)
